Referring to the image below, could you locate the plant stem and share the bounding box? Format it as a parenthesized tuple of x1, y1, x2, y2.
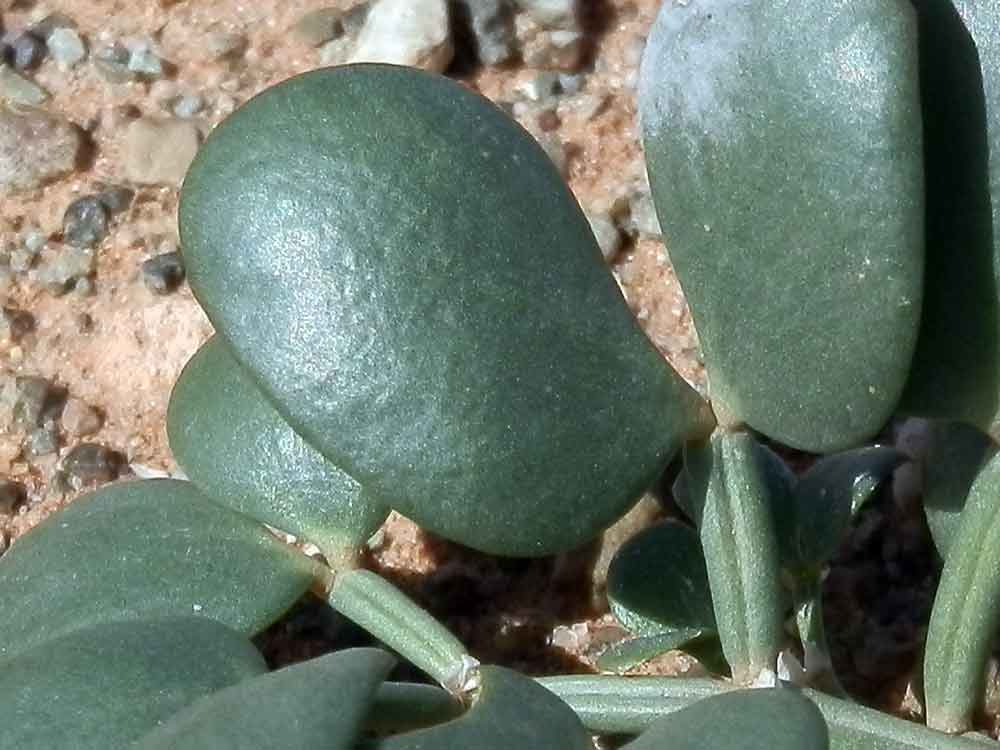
(536, 675, 993, 749)
(323, 569, 477, 697)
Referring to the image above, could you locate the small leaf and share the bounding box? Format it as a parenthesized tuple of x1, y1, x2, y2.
(623, 688, 828, 750)
(773, 447, 904, 576)
(925, 450, 1000, 733)
(168, 337, 389, 561)
(597, 631, 728, 677)
(920, 420, 996, 559)
(138, 648, 395, 750)
(0, 479, 318, 659)
(683, 431, 788, 684)
(376, 666, 592, 750)
(0, 617, 267, 750)
(640, 0, 923, 451)
(180, 64, 710, 557)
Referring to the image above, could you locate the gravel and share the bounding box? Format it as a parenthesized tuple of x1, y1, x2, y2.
(63, 196, 110, 249)
(141, 251, 185, 295)
(46, 27, 87, 69)
(30, 244, 96, 295)
(127, 39, 165, 78)
(349, 0, 454, 72)
(0, 62, 49, 105)
(122, 117, 200, 185)
(93, 42, 134, 83)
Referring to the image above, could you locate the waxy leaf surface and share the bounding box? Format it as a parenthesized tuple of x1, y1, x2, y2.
(640, 0, 924, 451)
(138, 648, 394, 750)
(0, 479, 317, 659)
(0, 617, 267, 750)
(180, 64, 708, 556)
(169, 337, 388, 559)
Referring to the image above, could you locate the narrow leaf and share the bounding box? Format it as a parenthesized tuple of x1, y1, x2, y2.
(0, 479, 318, 659)
(138, 648, 395, 750)
(0, 617, 267, 750)
(597, 631, 728, 677)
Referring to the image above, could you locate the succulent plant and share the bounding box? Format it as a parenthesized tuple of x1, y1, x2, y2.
(5, 0, 1000, 747)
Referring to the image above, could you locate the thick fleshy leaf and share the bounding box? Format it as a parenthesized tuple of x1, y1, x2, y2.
(376, 666, 592, 750)
(683, 431, 787, 684)
(0, 479, 317, 659)
(624, 688, 828, 750)
(168, 337, 389, 561)
(366, 684, 464, 737)
(138, 648, 394, 750)
(899, 0, 1000, 432)
(179, 64, 709, 557)
(925, 450, 1000, 733)
(772, 447, 904, 577)
(640, 0, 924, 452)
(0, 617, 267, 750)
(920, 420, 997, 559)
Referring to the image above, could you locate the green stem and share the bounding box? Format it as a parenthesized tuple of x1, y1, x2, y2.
(325, 569, 476, 696)
(794, 578, 847, 697)
(536, 675, 993, 749)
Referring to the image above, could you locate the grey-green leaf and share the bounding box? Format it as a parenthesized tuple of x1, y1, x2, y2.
(180, 64, 710, 557)
(0, 617, 268, 750)
(624, 688, 828, 750)
(640, 0, 924, 452)
(0, 479, 318, 659)
(919, 420, 996, 559)
(138, 648, 394, 750)
(606, 520, 716, 653)
(597, 631, 728, 677)
(899, 0, 1000, 432)
(774, 447, 904, 576)
(376, 666, 592, 750)
(683, 431, 787, 684)
(168, 336, 389, 562)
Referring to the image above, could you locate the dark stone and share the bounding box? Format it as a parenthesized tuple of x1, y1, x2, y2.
(95, 185, 134, 215)
(8, 33, 46, 71)
(61, 443, 125, 488)
(2, 306, 35, 341)
(63, 196, 109, 249)
(13, 376, 65, 429)
(141, 251, 185, 294)
(0, 480, 26, 514)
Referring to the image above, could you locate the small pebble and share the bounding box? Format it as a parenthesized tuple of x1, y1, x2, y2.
(12, 375, 63, 429)
(518, 19, 584, 70)
(350, 0, 454, 72)
(0, 480, 25, 515)
(46, 27, 86, 69)
(142, 251, 185, 294)
(127, 40, 165, 77)
(625, 191, 662, 240)
(93, 43, 133, 83)
(61, 397, 103, 437)
(23, 230, 47, 253)
(515, 70, 562, 102)
(62, 442, 124, 489)
(122, 117, 201, 185)
(0, 63, 49, 105)
(515, 0, 579, 29)
(63, 196, 109, 249)
(204, 28, 248, 61)
(1, 307, 35, 341)
(292, 7, 344, 47)
(585, 210, 623, 261)
(27, 426, 59, 457)
(94, 185, 134, 215)
(453, 0, 516, 66)
(11, 242, 39, 274)
(172, 93, 204, 118)
(8, 32, 46, 71)
(30, 13, 77, 40)
(0, 107, 81, 194)
(30, 244, 95, 295)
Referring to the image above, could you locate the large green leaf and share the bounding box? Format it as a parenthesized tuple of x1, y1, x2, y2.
(925, 449, 1000, 733)
(899, 0, 1000, 432)
(375, 666, 592, 750)
(168, 337, 389, 562)
(179, 64, 709, 557)
(0, 479, 318, 659)
(138, 648, 394, 750)
(623, 688, 828, 750)
(0, 617, 267, 750)
(683, 431, 787, 684)
(640, 0, 924, 452)
(919, 420, 996, 558)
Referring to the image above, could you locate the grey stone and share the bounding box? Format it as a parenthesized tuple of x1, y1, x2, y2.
(171, 93, 204, 118)
(204, 28, 248, 61)
(0, 480, 26, 515)
(46, 27, 86, 69)
(61, 397, 103, 437)
(454, 0, 515, 66)
(27, 426, 58, 457)
(349, 0, 454, 72)
(515, 71, 561, 102)
(95, 185, 134, 215)
(31, 244, 95, 294)
(624, 190, 662, 240)
(142, 251, 185, 294)
(557, 72, 584, 94)
(585, 210, 623, 261)
(63, 196, 109, 248)
(1, 306, 35, 341)
(127, 41, 165, 78)
(11, 240, 39, 273)
(0, 63, 49, 105)
(122, 117, 200, 185)
(93, 43, 134, 83)
(62, 443, 124, 489)
(23, 230, 46, 253)
(292, 7, 344, 47)
(0, 108, 80, 193)
(515, 0, 579, 29)
(12, 375, 64, 429)
(8, 33, 46, 71)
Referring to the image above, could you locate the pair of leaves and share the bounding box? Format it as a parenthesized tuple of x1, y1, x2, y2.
(0, 478, 318, 660)
(179, 63, 710, 557)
